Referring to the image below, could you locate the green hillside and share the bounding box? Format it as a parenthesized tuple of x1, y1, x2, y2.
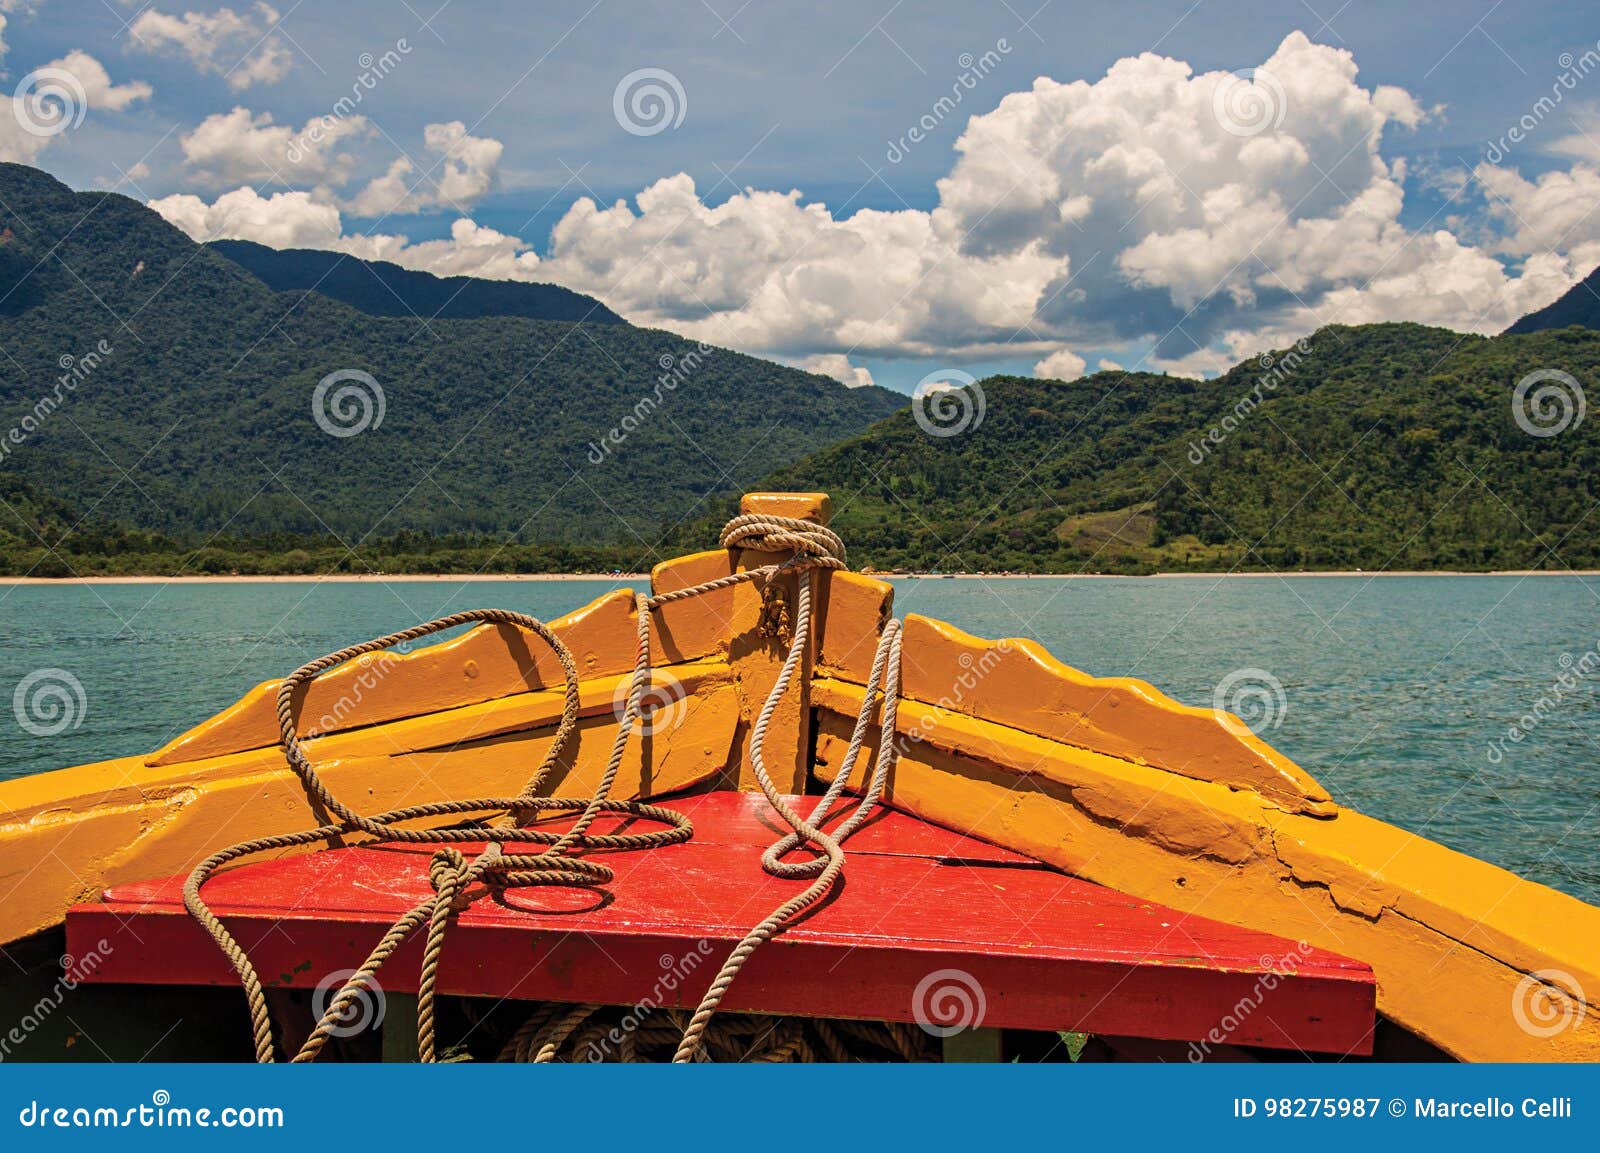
(0, 164, 904, 575)
(740, 323, 1600, 573)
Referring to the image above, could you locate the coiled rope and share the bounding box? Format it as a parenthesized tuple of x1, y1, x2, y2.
(497, 1003, 931, 1063)
(184, 514, 905, 1063)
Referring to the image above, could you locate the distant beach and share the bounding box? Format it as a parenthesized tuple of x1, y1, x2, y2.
(0, 572, 650, 585)
(3, 569, 1596, 585)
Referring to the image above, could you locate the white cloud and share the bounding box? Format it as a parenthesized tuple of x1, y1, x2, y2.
(149, 188, 547, 282)
(0, 2, 23, 66)
(520, 29, 1551, 369)
(797, 353, 874, 387)
(129, 3, 293, 91)
(1034, 348, 1086, 380)
(1476, 161, 1600, 273)
(149, 185, 342, 248)
(339, 217, 543, 278)
(44, 50, 153, 111)
(1544, 106, 1600, 164)
(1371, 85, 1426, 129)
(144, 30, 1597, 375)
(1097, 358, 1124, 371)
(344, 121, 504, 216)
(539, 173, 1060, 358)
(0, 49, 151, 164)
(179, 105, 367, 185)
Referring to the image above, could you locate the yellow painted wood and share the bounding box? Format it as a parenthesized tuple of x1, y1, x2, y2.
(811, 677, 1600, 1062)
(0, 662, 741, 946)
(739, 491, 831, 524)
(913, 614, 1332, 814)
(148, 588, 724, 767)
(650, 533, 845, 794)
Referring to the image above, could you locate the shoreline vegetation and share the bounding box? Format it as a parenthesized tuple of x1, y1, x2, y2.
(3, 569, 1596, 585)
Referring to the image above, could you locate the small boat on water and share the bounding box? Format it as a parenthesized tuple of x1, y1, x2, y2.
(1, 491, 1594, 1062)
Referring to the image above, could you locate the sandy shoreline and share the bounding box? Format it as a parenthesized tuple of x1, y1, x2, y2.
(2, 569, 1595, 585)
(0, 573, 651, 585)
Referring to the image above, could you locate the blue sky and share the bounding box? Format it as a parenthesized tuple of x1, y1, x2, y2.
(6, 1, 1600, 390)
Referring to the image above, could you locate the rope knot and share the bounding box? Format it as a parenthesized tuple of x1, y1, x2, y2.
(720, 513, 846, 570)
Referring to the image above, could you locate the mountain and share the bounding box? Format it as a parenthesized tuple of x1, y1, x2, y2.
(209, 238, 626, 325)
(0, 163, 904, 572)
(737, 323, 1600, 573)
(1505, 266, 1600, 334)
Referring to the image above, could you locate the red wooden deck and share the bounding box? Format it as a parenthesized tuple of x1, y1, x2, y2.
(67, 791, 1376, 1054)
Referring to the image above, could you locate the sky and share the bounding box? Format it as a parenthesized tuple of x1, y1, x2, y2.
(3, 0, 1600, 391)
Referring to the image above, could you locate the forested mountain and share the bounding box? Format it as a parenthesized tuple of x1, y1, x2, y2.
(209, 239, 625, 325)
(3, 161, 1594, 577)
(0, 164, 904, 574)
(731, 323, 1600, 573)
(1505, 266, 1600, 334)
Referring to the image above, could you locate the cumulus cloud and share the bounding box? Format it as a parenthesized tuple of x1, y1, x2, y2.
(147, 31, 1598, 374)
(179, 105, 367, 185)
(1034, 348, 1086, 380)
(44, 50, 153, 111)
(525, 29, 1567, 369)
(149, 185, 342, 248)
(797, 353, 874, 387)
(0, 49, 152, 163)
(129, 3, 293, 90)
(1476, 161, 1600, 273)
(339, 218, 543, 278)
(149, 188, 547, 281)
(344, 122, 504, 216)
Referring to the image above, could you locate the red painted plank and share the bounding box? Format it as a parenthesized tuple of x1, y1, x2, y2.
(69, 792, 1375, 1054)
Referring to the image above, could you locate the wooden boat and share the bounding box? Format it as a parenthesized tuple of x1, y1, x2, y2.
(0, 491, 1594, 1062)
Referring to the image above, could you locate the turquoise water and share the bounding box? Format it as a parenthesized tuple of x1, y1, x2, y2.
(2, 575, 1597, 903)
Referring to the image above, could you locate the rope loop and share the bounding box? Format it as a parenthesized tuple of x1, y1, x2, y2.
(718, 512, 846, 569)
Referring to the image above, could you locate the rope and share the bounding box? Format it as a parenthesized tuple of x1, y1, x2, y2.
(496, 1004, 933, 1063)
(183, 513, 904, 1063)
